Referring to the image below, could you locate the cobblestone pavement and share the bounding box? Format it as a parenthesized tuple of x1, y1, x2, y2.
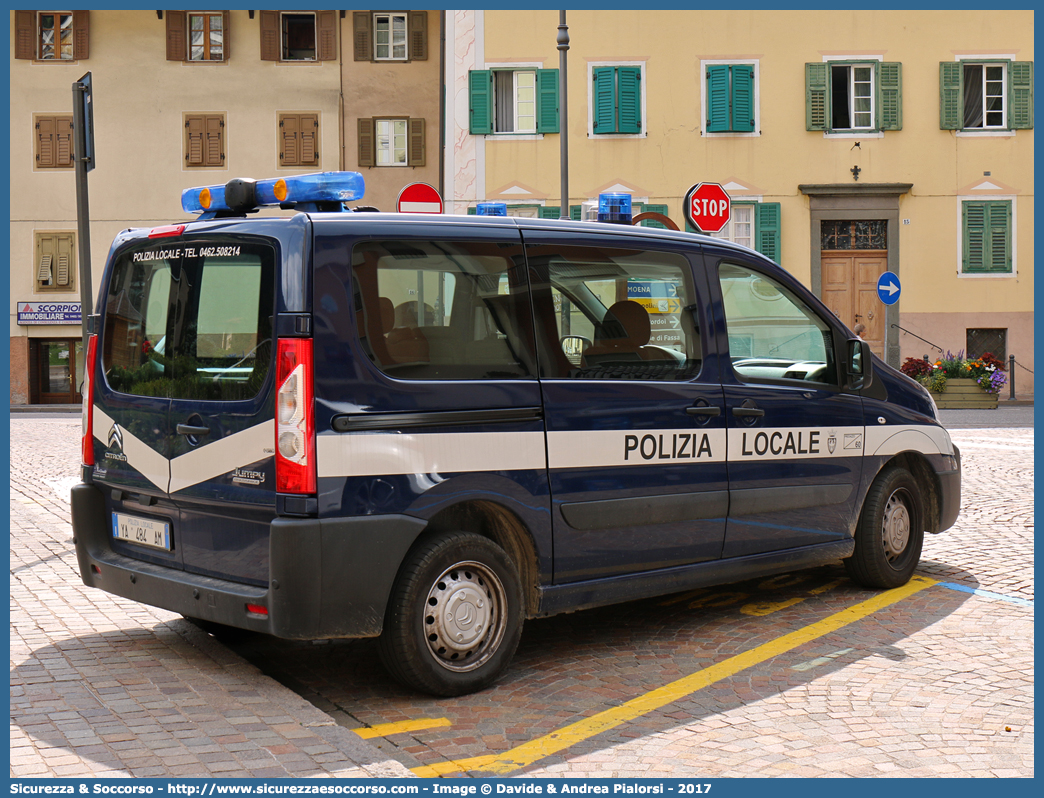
(10, 418, 412, 779)
(10, 417, 1033, 779)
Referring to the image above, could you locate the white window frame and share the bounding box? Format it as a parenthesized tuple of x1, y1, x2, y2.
(709, 203, 757, 251)
(375, 118, 408, 167)
(963, 61, 1008, 131)
(953, 53, 1017, 138)
(373, 12, 408, 61)
(37, 11, 74, 61)
(822, 55, 884, 139)
(700, 59, 761, 138)
(484, 62, 545, 140)
(586, 60, 648, 139)
(281, 11, 316, 62)
(956, 195, 1017, 278)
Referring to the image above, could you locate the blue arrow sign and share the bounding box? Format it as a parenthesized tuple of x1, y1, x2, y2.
(877, 271, 901, 305)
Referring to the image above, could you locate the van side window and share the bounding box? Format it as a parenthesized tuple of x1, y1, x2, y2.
(718, 262, 837, 385)
(528, 245, 703, 380)
(352, 240, 537, 380)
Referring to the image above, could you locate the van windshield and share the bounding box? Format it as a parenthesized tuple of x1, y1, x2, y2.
(102, 240, 275, 401)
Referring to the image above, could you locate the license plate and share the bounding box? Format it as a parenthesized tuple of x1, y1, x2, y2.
(112, 512, 171, 551)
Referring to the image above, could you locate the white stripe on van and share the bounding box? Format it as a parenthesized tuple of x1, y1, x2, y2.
(316, 431, 547, 478)
(93, 407, 171, 493)
(168, 419, 274, 494)
(546, 429, 728, 469)
(864, 424, 953, 457)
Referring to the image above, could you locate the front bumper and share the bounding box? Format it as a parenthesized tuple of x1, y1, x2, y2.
(934, 444, 961, 533)
(71, 483, 426, 639)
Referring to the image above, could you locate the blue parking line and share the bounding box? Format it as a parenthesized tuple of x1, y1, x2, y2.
(938, 582, 1034, 608)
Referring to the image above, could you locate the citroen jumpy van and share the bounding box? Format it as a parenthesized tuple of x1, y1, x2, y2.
(72, 172, 960, 696)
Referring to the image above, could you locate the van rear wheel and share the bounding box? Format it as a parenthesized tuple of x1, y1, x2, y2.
(378, 531, 523, 696)
(845, 466, 925, 589)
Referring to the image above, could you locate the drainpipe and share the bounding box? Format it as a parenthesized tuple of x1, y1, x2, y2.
(439, 10, 446, 200)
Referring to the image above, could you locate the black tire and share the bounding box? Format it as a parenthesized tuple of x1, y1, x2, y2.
(378, 531, 524, 697)
(844, 466, 925, 589)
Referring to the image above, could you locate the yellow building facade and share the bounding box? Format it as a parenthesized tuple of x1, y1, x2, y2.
(445, 9, 1033, 392)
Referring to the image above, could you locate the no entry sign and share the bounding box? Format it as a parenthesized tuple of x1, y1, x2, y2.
(396, 182, 443, 214)
(684, 182, 731, 234)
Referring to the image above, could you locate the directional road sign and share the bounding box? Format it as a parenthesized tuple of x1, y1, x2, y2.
(877, 271, 901, 305)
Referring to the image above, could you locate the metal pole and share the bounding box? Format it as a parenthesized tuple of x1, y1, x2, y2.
(1008, 354, 1016, 401)
(72, 80, 93, 356)
(557, 11, 569, 220)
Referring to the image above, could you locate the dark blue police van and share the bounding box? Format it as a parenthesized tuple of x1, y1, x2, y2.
(72, 172, 961, 696)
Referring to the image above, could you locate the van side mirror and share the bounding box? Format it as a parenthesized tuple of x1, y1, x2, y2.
(561, 335, 592, 366)
(845, 338, 873, 391)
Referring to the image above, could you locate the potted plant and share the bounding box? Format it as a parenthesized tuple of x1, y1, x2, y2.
(901, 351, 1006, 409)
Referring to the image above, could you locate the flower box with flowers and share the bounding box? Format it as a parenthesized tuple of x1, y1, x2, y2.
(900, 351, 1006, 409)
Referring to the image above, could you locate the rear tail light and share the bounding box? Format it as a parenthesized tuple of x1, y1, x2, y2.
(275, 338, 316, 494)
(81, 334, 98, 466)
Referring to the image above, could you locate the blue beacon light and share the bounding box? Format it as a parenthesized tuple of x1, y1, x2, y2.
(598, 192, 632, 224)
(181, 171, 366, 216)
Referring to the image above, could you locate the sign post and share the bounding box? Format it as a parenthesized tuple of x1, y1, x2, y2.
(683, 182, 731, 234)
(73, 72, 95, 357)
(396, 182, 443, 214)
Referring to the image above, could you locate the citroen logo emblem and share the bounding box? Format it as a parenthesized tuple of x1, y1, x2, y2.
(108, 423, 124, 452)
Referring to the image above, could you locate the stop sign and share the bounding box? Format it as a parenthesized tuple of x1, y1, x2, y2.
(396, 182, 443, 213)
(684, 182, 731, 234)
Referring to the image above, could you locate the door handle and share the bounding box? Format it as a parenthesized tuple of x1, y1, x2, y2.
(686, 406, 721, 417)
(731, 407, 765, 418)
(176, 424, 211, 437)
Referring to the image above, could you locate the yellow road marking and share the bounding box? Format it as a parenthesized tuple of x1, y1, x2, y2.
(354, 717, 452, 739)
(410, 576, 936, 776)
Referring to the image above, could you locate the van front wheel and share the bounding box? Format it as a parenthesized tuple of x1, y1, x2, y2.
(379, 531, 523, 696)
(845, 466, 925, 589)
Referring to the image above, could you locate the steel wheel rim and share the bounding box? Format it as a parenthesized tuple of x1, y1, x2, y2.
(423, 560, 507, 673)
(882, 489, 912, 562)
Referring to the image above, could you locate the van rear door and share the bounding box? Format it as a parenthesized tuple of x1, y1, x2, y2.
(164, 237, 278, 586)
(93, 231, 279, 584)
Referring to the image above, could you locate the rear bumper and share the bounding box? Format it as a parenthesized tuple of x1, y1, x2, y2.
(71, 483, 426, 639)
(934, 444, 961, 533)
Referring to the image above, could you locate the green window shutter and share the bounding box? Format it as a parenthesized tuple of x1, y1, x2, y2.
(1010, 62, 1033, 129)
(940, 62, 963, 130)
(755, 202, 781, 264)
(640, 203, 669, 229)
(469, 70, 493, 135)
(706, 65, 731, 132)
(539, 206, 561, 219)
(962, 201, 986, 272)
(987, 201, 1012, 272)
(593, 67, 616, 133)
(731, 65, 755, 132)
(570, 205, 582, 221)
(806, 63, 829, 131)
(536, 69, 560, 133)
(878, 62, 902, 130)
(617, 67, 642, 133)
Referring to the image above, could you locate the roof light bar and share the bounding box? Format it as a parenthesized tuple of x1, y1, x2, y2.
(181, 171, 366, 216)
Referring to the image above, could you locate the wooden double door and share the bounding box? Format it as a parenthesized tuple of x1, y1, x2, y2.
(821, 251, 887, 359)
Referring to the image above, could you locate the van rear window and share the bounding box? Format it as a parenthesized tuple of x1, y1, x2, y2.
(102, 241, 275, 400)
